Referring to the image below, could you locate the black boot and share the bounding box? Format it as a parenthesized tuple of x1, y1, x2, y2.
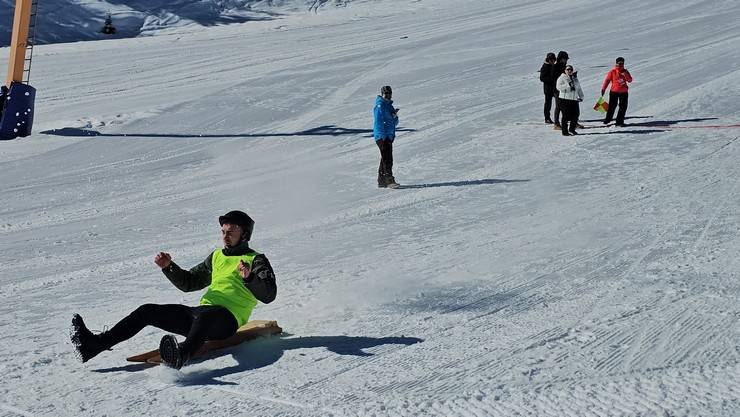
(71, 314, 111, 363)
(561, 121, 570, 136)
(159, 334, 189, 369)
(378, 171, 387, 188)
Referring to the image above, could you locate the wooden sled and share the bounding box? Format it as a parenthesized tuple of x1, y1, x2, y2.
(126, 320, 282, 365)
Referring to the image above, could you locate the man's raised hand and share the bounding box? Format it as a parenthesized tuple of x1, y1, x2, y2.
(154, 252, 172, 268)
(238, 260, 251, 279)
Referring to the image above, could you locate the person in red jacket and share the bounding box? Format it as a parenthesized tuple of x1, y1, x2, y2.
(601, 57, 632, 127)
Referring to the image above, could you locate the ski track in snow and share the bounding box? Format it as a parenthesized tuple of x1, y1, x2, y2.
(1, 0, 740, 416)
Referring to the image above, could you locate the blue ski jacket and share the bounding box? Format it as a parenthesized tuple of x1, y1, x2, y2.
(373, 95, 399, 141)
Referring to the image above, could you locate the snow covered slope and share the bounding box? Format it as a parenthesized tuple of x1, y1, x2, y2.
(0, 0, 739, 415)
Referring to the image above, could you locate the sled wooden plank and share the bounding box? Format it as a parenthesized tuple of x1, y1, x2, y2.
(126, 348, 160, 363)
(126, 320, 281, 363)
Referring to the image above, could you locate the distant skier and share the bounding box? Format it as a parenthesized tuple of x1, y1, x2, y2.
(101, 13, 116, 35)
(70, 210, 277, 369)
(550, 50, 569, 130)
(601, 57, 633, 127)
(539, 52, 557, 124)
(556, 64, 584, 136)
(373, 85, 400, 189)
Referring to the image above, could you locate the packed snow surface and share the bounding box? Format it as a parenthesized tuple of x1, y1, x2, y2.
(1, 0, 739, 416)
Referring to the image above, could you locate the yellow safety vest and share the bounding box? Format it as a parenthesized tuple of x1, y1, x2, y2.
(200, 249, 259, 327)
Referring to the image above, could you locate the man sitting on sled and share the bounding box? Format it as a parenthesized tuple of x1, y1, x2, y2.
(71, 210, 277, 369)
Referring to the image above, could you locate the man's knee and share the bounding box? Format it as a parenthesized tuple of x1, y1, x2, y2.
(131, 303, 158, 320)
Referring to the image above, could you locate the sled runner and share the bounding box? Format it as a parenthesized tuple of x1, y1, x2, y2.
(126, 320, 281, 364)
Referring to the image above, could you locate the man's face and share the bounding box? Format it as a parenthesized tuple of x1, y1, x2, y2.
(221, 223, 243, 248)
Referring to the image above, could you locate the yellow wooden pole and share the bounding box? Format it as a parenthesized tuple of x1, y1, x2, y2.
(6, 0, 33, 86)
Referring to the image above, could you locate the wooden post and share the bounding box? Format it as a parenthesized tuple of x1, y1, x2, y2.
(6, 0, 33, 86)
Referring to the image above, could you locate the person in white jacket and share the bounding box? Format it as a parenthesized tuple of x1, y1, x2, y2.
(556, 65, 584, 136)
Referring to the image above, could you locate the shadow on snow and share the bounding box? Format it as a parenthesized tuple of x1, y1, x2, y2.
(582, 115, 719, 128)
(578, 129, 666, 136)
(623, 117, 719, 127)
(581, 115, 654, 123)
(92, 334, 423, 385)
(399, 179, 530, 189)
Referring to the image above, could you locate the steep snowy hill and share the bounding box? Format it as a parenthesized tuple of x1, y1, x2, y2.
(0, 0, 739, 416)
(0, 0, 356, 46)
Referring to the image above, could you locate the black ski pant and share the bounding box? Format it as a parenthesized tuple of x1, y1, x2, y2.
(559, 98, 580, 134)
(543, 85, 554, 122)
(553, 90, 561, 124)
(376, 138, 394, 185)
(604, 91, 628, 125)
(104, 304, 238, 357)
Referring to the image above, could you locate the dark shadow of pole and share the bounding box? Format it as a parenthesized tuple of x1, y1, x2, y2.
(40, 125, 416, 139)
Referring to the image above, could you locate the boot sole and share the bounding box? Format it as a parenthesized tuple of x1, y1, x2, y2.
(159, 335, 184, 369)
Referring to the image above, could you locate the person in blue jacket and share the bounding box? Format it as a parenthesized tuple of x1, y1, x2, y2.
(373, 85, 400, 188)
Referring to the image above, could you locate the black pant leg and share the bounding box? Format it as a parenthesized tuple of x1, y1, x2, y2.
(179, 306, 238, 357)
(559, 99, 570, 133)
(571, 102, 581, 132)
(376, 139, 394, 184)
(104, 303, 194, 347)
(385, 140, 394, 178)
(616, 92, 629, 125)
(604, 91, 618, 123)
(544, 88, 554, 121)
(376, 140, 385, 184)
(553, 90, 561, 123)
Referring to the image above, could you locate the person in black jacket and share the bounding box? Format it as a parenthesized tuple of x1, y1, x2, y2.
(0, 85, 8, 121)
(539, 52, 557, 124)
(550, 51, 569, 129)
(70, 210, 277, 369)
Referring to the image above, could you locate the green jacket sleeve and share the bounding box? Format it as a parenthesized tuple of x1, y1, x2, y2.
(161, 253, 213, 292)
